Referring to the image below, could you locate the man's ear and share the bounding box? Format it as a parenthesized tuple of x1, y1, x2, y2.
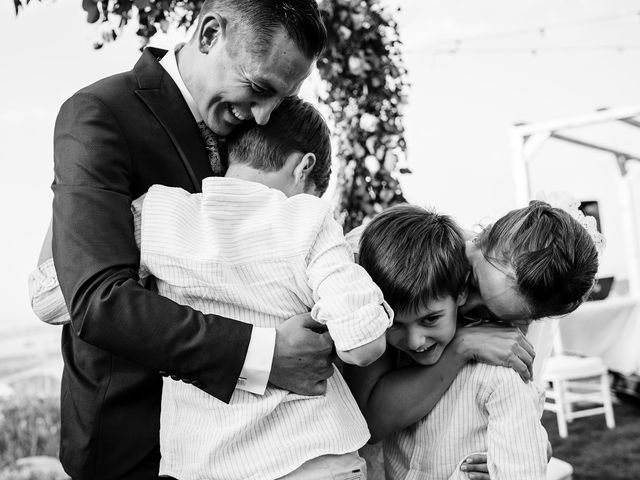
(293, 153, 316, 184)
(198, 13, 226, 53)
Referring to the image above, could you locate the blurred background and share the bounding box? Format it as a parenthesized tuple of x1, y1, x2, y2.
(1, 1, 640, 478)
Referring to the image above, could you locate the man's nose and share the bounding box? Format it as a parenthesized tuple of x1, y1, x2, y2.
(251, 97, 282, 125)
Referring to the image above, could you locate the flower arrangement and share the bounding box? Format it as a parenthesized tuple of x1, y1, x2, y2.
(317, 0, 410, 231)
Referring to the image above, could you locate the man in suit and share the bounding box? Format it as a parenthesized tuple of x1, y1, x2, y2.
(52, 1, 330, 478)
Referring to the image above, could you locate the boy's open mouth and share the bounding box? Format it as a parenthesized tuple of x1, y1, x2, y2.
(414, 343, 437, 354)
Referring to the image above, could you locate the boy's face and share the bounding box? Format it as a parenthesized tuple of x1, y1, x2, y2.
(386, 296, 462, 366)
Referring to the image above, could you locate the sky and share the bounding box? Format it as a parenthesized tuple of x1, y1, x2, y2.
(2, 0, 640, 331)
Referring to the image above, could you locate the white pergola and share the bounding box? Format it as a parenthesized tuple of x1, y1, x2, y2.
(510, 105, 640, 298)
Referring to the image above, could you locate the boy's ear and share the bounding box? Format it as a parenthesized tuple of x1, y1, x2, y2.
(457, 271, 470, 306)
(198, 13, 226, 53)
(457, 288, 468, 307)
(293, 153, 316, 184)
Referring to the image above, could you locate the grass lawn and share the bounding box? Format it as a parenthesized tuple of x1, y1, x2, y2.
(541, 396, 640, 480)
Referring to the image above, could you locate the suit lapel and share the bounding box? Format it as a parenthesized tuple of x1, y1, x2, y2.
(133, 48, 212, 193)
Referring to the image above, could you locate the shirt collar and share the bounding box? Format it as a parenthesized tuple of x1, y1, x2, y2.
(159, 43, 203, 123)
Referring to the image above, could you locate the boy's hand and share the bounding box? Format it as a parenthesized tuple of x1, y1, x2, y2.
(460, 453, 490, 480)
(453, 324, 535, 382)
(270, 313, 335, 395)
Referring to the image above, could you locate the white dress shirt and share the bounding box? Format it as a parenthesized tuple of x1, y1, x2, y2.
(133, 178, 391, 479)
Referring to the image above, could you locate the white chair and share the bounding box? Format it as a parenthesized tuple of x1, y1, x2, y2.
(541, 319, 615, 438)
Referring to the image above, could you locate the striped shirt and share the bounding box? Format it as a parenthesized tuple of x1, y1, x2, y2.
(383, 363, 548, 480)
(135, 177, 392, 480)
(28, 258, 70, 325)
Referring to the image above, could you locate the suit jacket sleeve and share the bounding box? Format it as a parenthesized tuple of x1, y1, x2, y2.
(52, 92, 252, 403)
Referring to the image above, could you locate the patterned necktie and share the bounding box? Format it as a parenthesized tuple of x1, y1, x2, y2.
(198, 121, 225, 176)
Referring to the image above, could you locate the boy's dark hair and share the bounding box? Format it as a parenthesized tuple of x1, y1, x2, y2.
(226, 97, 332, 195)
(359, 205, 469, 314)
(476, 200, 599, 319)
(199, 0, 327, 59)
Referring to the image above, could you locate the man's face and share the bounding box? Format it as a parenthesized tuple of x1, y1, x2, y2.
(386, 297, 460, 366)
(189, 16, 313, 136)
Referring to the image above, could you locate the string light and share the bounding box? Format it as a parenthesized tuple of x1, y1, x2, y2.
(421, 10, 640, 49)
(416, 45, 640, 56)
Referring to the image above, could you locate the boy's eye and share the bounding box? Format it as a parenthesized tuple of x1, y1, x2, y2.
(420, 315, 441, 326)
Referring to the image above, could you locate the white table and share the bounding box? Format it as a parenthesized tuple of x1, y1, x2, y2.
(556, 295, 640, 376)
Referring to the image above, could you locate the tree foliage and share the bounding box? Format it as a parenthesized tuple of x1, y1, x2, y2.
(14, 0, 410, 231)
(317, 0, 410, 231)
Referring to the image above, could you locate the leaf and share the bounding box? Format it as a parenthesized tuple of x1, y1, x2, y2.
(82, 0, 100, 23)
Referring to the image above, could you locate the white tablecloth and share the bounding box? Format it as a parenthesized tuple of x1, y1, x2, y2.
(556, 296, 640, 376)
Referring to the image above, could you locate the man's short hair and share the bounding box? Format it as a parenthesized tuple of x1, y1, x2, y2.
(200, 0, 327, 59)
(359, 205, 469, 314)
(226, 97, 332, 195)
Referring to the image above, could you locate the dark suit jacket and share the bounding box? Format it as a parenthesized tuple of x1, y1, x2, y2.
(52, 47, 253, 480)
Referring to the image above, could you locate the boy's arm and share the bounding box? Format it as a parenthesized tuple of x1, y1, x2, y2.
(306, 212, 392, 366)
(339, 335, 387, 367)
(343, 325, 535, 443)
(485, 369, 548, 480)
(344, 341, 468, 443)
(29, 197, 145, 328)
(28, 257, 71, 326)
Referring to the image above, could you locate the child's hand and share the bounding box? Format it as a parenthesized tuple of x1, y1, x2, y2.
(459, 453, 490, 480)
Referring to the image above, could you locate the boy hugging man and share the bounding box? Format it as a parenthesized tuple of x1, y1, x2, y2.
(30, 97, 392, 480)
(345, 206, 549, 480)
(125, 98, 394, 479)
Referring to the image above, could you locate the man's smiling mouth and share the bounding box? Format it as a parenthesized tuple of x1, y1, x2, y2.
(229, 104, 249, 121)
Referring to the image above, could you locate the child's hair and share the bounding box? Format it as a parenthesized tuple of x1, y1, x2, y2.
(475, 200, 598, 319)
(225, 97, 332, 195)
(359, 205, 468, 314)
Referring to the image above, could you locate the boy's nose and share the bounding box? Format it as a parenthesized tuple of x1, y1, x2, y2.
(406, 331, 426, 351)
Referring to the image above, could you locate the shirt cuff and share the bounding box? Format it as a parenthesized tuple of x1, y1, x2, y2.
(235, 326, 276, 395)
(28, 258, 70, 325)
